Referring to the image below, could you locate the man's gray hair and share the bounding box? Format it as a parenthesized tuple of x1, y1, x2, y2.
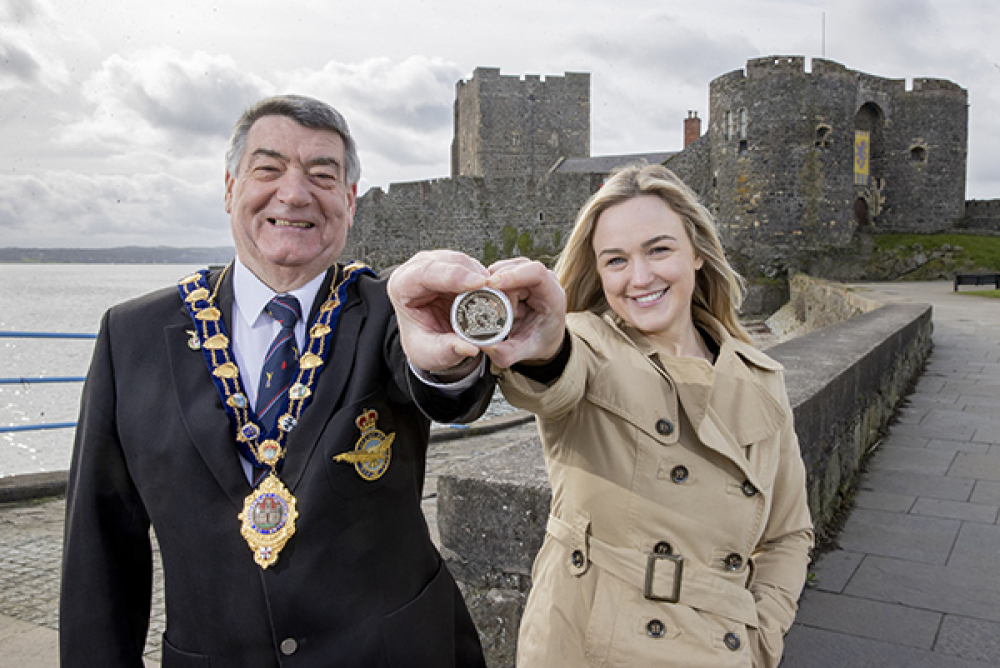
(225, 94, 361, 186)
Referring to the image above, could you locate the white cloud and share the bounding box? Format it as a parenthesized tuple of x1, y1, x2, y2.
(281, 56, 463, 184)
(0, 0, 69, 91)
(0, 171, 230, 248)
(1, 0, 997, 247)
(57, 49, 273, 153)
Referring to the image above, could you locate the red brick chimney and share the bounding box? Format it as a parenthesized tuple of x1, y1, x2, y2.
(684, 110, 701, 147)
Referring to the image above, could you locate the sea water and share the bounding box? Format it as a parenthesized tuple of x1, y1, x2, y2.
(0, 264, 207, 477)
(0, 263, 516, 478)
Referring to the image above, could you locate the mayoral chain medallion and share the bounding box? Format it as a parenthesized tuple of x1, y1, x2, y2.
(178, 262, 375, 568)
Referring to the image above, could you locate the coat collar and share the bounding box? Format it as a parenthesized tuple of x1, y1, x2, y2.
(598, 309, 787, 486)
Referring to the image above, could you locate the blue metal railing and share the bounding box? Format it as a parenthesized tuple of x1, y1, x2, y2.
(1, 331, 96, 434)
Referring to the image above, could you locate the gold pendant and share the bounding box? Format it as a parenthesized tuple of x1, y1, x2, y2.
(238, 474, 299, 569)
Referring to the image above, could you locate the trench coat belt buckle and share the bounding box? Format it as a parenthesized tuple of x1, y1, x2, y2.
(545, 512, 759, 628)
(644, 551, 684, 603)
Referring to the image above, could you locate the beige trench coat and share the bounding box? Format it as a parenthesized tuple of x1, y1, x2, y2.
(498, 311, 813, 668)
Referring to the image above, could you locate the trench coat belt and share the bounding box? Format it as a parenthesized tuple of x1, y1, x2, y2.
(546, 513, 759, 628)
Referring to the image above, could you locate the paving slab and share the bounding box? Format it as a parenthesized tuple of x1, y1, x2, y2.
(970, 480, 1000, 506)
(836, 508, 960, 565)
(794, 589, 942, 650)
(936, 615, 1000, 664)
(808, 550, 864, 593)
(845, 555, 1000, 623)
(946, 522, 1000, 574)
(852, 488, 915, 513)
(867, 446, 956, 475)
(858, 468, 974, 502)
(910, 497, 999, 524)
(0, 614, 57, 668)
(888, 421, 978, 443)
(782, 625, 994, 668)
(948, 452, 1000, 481)
(925, 438, 990, 455)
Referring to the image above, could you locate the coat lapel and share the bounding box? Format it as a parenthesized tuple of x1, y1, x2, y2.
(167, 266, 251, 507)
(280, 266, 368, 491)
(685, 344, 787, 489)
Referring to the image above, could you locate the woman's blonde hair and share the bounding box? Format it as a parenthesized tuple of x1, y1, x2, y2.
(554, 163, 752, 344)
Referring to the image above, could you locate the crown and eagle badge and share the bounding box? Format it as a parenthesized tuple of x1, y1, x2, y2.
(333, 409, 394, 481)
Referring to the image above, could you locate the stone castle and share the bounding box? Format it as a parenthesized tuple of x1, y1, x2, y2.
(346, 57, 993, 279)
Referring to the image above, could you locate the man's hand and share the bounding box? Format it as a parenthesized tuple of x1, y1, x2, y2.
(483, 258, 567, 369)
(387, 250, 489, 373)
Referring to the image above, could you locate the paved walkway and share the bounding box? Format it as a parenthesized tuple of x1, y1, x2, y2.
(2, 281, 997, 666)
(783, 282, 1000, 667)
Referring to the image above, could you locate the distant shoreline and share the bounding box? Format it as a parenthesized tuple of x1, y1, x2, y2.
(0, 247, 236, 264)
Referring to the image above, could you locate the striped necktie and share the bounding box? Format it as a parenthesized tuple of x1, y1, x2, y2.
(256, 294, 302, 434)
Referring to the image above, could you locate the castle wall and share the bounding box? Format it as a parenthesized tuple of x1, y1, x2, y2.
(346, 173, 602, 271)
(962, 199, 1000, 233)
(351, 58, 971, 282)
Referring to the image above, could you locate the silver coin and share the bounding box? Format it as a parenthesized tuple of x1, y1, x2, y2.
(451, 288, 513, 346)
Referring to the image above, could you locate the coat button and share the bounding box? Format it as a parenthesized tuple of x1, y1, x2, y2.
(653, 541, 673, 555)
(571, 549, 585, 568)
(670, 465, 689, 483)
(646, 619, 666, 638)
(741, 480, 758, 497)
(724, 632, 741, 651)
(280, 638, 298, 655)
(655, 418, 674, 436)
(724, 553, 743, 571)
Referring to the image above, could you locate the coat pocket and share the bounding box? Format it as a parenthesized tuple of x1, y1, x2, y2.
(160, 634, 212, 667)
(379, 561, 473, 668)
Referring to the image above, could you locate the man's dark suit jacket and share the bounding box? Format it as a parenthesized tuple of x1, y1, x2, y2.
(60, 265, 493, 668)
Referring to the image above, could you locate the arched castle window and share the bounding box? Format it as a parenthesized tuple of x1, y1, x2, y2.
(725, 111, 733, 141)
(910, 143, 928, 164)
(738, 108, 748, 140)
(815, 124, 832, 148)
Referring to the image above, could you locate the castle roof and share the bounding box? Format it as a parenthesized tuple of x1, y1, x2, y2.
(554, 151, 678, 175)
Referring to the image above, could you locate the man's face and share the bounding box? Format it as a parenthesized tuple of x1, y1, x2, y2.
(225, 115, 356, 288)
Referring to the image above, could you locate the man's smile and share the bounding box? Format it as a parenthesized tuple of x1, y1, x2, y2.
(269, 218, 315, 229)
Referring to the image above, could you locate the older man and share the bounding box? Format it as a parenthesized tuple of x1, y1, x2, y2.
(58, 94, 564, 668)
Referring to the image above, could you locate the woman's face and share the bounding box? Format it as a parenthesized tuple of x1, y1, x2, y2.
(592, 194, 703, 345)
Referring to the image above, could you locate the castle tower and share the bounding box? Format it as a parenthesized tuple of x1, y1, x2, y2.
(707, 55, 967, 259)
(451, 68, 591, 179)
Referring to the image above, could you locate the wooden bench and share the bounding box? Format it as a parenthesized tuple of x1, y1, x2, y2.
(954, 273, 1000, 291)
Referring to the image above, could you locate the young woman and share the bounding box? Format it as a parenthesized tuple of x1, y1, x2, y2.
(498, 164, 813, 667)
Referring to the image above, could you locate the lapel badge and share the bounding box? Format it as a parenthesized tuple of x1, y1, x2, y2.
(289, 383, 311, 400)
(228, 393, 248, 410)
(239, 423, 261, 442)
(279, 414, 298, 432)
(333, 409, 394, 481)
(256, 439, 284, 465)
(186, 330, 201, 350)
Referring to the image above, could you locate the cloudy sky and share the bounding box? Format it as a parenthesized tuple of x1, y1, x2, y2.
(1, 0, 997, 248)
